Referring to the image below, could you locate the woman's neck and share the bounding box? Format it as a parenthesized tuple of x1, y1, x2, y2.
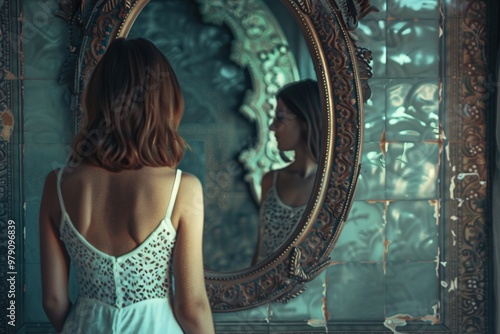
(287, 145, 317, 178)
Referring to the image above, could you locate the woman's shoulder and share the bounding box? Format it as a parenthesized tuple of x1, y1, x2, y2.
(177, 171, 202, 198)
(178, 170, 199, 181)
(173, 171, 204, 219)
(262, 166, 288, 183)
(261, 170, 279, 202)
(52, 162, 97, 180)
(42, 168, 67, 197)
(44, 168, 60, 183)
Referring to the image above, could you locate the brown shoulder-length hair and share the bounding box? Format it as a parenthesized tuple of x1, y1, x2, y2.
(69, 37, 186, 172)
(276, 79, 322, 162)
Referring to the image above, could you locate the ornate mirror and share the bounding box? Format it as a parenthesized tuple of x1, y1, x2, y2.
(125, 0, 313, 273)
(59, 0, 373, 311)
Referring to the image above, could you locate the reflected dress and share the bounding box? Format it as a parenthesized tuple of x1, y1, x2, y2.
(255, 171, 306, 263)
(57, 168, 184, 334)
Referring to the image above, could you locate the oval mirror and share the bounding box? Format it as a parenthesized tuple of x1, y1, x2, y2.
(125, 0, 319, 273)
(61, 0, 372, 311)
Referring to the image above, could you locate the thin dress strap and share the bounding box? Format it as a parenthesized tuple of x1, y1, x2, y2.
(56, 168, 68, 216)
(165, 169, 182, 220)
(272, 170, 278, 187)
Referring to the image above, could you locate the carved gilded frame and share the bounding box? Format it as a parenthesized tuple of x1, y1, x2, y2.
(202, 0, 368, 310)
(56, 0, 366, 311)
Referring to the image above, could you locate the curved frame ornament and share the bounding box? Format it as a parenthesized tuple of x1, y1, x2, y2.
(57, 0, 366, 311)
(195, 0, 301, 203)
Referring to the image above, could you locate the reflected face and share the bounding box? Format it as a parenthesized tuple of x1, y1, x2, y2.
(269, 99, 305, 152)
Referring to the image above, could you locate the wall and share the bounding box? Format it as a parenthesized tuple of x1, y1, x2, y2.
(19, 0, 74, 326)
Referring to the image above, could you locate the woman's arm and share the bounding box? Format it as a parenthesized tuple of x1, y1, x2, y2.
(260, 171, 274, 206)
(251, 171, 275, 265)
(39, 171, 71, 332)
(172, 173, 214, 334)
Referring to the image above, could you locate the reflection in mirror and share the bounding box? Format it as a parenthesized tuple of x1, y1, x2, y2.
(128, 0, 317, 272)
(253, 79, 322, 265)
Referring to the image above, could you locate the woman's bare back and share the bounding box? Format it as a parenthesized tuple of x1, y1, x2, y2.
(58, 163, 182, 257)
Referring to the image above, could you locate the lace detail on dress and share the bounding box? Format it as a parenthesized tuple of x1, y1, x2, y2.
(256, 175, 306, 261)
(57, 168, 181, 309)
(60, 220, 175, 308)
(61, 221, 117, 304)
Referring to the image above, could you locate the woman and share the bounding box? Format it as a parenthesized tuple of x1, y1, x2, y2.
(39, 38, 214, 333)
(253, 79, 322, 265)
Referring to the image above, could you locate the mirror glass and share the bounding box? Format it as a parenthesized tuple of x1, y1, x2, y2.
(128, 0, 318, 272)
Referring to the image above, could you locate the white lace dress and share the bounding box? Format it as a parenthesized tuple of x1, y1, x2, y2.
(255, 172, 306, 263)
(57, 168, 184, 334)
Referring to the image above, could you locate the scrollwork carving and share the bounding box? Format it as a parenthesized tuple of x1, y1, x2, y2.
(331, 0, 378, 31)
(456, 1, 489, 332)
(288, 247, 309, 282)
(293, 0, 313, 15)
(197, 0, 299, 203)
(355, 46, 373, 100)
(57, 0, 84, 94)
(326, 0, 378, 103)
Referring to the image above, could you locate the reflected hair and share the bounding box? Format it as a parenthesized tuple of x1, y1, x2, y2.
(69, 37, 186, 172)
(276, 79, 322, 162)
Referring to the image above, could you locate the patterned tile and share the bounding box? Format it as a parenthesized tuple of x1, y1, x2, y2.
(387, 0, 439, 19)
(213, 303, 270, 325)
(357, 21, 387, 79)
(25, 263, 47, 322)
(25, 201, 41, 264)
(23, 0, 70, 79)
(24, 79, 73, 144)
(331, 201, 386, 262)
(386, 20, 440, 78)
(386, 79, 439, 142)
(385, 142, 440, 200)
(386, 200, 439, 261)
(355, 142, 386, 200)
(385, 261, 439, 317)
(363, 79, 387, 143)
(24, 143, 69, 202)
(270, 271, 326, 321)
(327, 263, 385, 321)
